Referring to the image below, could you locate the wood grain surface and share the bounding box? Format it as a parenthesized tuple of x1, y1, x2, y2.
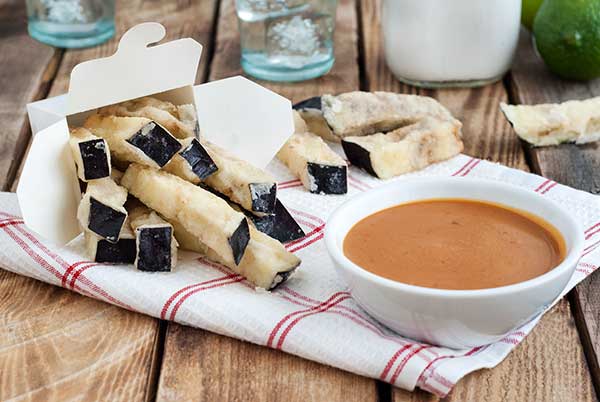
(158, 325, 377, 402)
(46, 0, 219, 97)
(357, 1, 596, 401)
(1, 0, 599, 401)
(156, 1, 378, 401)
(358, 0, 526, 171)
(509, 28, 600, 398)
(0, 0, 61, 191)
(0, 273, 160, 401)
(0, 1, 218, 400)
(208, 0, 359, 102)
(509, 29, 600, 193)
(446, 301, 595, 402)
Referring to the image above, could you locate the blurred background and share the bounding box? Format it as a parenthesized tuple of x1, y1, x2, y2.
(19, 0, 600, 86)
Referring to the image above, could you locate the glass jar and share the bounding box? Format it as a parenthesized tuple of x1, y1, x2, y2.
(381, 0, 521, 88)
(235, 0, 337, 82)
(26, 0, 115, 48)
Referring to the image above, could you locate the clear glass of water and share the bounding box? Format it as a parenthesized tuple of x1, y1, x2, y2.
(26, 0, 115, 48)
(235, 0, 337, 82)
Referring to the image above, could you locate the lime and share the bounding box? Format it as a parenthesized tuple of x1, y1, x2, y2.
(533, 0, 600, 80)
(522, 0, 544, 30)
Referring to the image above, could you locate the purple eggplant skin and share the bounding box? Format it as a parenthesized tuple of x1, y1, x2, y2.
(179, 138, 218, 180)
(293, 96, 322, 112)
(249, 182, 277, 214)
(228, 218, 251, 265)
(249, 199, 306, 243)
(78, 139, 110, 180)
(341, 139, 379, 178)
(268, 266, 300, 290)
(126, 121, 181, 167)
(95, 238, 136, 264)
(88, 197, 127, 243)
(136, 226, 173, 272)
(306, 163, 347, 195)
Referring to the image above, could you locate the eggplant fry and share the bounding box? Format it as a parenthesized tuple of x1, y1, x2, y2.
(84, 114, 181, 168)
(294, 91, 461, 142)
(277, 128, 347, 194)
(171, 219, 300, 290)
(121, 164, 250, 266)
(69, 127, 111, 181)
(128, 200, 178, 272)
(85, 224, 136, 264)
(99, 96, 198, 139)
(77, 177, 128, 243)
(201, 142, 277, 216)
(246, 199, 306, 244)
(500, 97, 600, 146)
(341, 118, 463, 179)
(163, 137, 218, 183)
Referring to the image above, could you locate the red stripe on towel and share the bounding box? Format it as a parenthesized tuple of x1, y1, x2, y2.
(585, 221, 600, 234)
(61, 261, 92, 287)
(287, 208, 325, 225)
(169, 276, 245, 321)
(284, 225, 324, 249)
(540, 181, 558, 194)
(451, 157, 476, 176)
(69, 263, 100, 289)
(380, 345, 414, 381)
(534, 178, 552, 192)
(279, 183, 303, 190)
(267, 291, 349, 348)
(459, 159, 481, 176)
(287, 233, 324, 253)
(275, 294, 351, 349)
(3, 226, 63, 281)
(390, 345, 429, 385)
(11, 223, 133, 310)
(279, 179, 301, 186)
(160, 274, 240, 319)
(0, 219, 23, 227)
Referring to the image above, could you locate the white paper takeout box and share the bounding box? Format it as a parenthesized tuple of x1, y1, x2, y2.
(20, 22, 294, 245)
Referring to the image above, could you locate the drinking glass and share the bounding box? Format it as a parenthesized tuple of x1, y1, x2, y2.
(235, 0, 337, 82)
(381, 0, 521, 88)
(26, 0, 115, 48)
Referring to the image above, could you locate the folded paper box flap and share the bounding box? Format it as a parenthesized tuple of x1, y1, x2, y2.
(68, 22, 202, 115)
(27, 95, 68, 135)
(20, 22, 294, 245)
(16, 120, 82, 245)
(195, 76, 294, 168)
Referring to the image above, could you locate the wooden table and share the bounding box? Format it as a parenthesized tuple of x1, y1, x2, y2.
(1, 0, 599, 400)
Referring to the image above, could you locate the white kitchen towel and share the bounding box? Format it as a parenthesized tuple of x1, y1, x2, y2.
(1, 154, 599, 396)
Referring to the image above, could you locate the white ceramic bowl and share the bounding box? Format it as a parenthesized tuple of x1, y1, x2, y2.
(325, 177, 584, 349)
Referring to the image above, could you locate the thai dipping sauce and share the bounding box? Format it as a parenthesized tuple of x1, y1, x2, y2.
(343, 199, 565, 290)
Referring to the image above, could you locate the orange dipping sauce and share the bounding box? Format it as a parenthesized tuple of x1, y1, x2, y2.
(343, 199, 566, 290)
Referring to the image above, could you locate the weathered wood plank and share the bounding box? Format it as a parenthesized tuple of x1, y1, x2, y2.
(0, 0, 60, 190)
(508, 29, 600, 193)
(156, 1, 375, 401)
(509, 28, 600, 396)
(358, 1, 596, 401)
(158, 325, 377, 401)
(1, 1, 220, 401)
(447, 301, 595, 402)
(357, 0, 526, 171)
(0, 272, 160, 401)
(208, 0, 360, 102)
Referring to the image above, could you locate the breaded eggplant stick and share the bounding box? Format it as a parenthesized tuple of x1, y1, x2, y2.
(121, 164, 250, 265)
